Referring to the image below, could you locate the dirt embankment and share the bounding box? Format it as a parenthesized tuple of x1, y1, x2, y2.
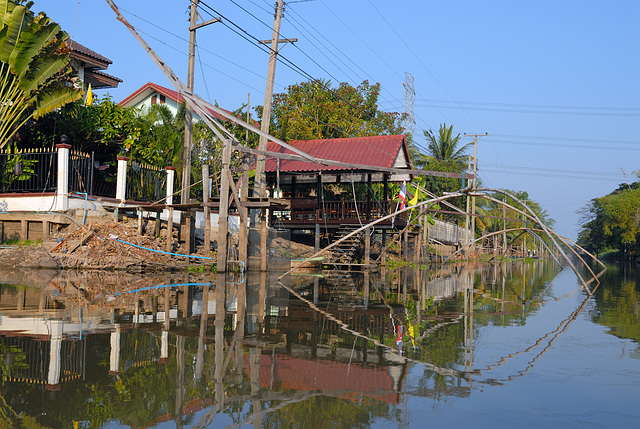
(3, 218, 319, 272)
(0, 220, 202, 272)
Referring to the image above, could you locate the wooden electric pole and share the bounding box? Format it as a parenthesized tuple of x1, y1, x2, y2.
(181, 1, 220, 204)
(464, 133, 488, 244)
(253, 0, 297, 200)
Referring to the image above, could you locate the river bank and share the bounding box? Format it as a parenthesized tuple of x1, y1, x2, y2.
(0, 218, 317, 272)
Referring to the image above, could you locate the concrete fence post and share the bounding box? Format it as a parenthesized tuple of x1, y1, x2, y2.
(55, 143, 71, 211)
(164, 166, 176, 232)
(165, 166, 176, 205)
(115, 156, 129, 204)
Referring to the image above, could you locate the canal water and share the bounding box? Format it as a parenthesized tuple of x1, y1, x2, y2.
(0, 260, 637, 428)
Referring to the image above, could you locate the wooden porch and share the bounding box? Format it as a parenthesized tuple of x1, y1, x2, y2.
(269, 197, 407, 229)
(264, 135, 414, 231)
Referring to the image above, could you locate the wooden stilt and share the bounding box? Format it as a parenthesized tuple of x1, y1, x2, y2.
(238, 155, 249, 265)
(203, 165, 211, 256)
(184, 208, 193, 256)
(260, 208, 267, 272)
(166, 207, 174, 253)
(315, 223, 320, 253)
(403, 229, 408, 260)
(155, 212, 161, 237)
(416, 221, 422, 265)
(217, 138, 232, 272)
(364, 227, 370, 266)
(42, 221, 50, 241)
(381, 229, 387, 276)
(363, 271, 370, 309)
(137, 208, 143, 235)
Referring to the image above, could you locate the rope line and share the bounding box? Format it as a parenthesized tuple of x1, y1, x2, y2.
(112, 238, 214, 260)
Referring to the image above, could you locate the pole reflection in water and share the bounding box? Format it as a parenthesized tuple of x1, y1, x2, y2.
(0, 259, 634, 427)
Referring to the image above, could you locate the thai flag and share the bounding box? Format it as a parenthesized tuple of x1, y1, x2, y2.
(399, 180, 407, 210)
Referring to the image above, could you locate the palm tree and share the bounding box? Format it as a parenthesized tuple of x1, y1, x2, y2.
(424, 123, 472, 169)
(0, 0, 82, 149)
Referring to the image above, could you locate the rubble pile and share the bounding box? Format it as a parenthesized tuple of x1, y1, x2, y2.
(49, 221, 195, 271)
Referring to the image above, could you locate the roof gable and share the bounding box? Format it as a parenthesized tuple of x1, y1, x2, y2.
(119, 82, 242, 124)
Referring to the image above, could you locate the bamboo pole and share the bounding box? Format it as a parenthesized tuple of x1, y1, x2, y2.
(279, 192, 469, 281)
(471, 189, 597, 294)
(203, 164, 211, 256)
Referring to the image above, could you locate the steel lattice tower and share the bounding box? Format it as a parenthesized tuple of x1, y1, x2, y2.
(402, 72, 416, 137)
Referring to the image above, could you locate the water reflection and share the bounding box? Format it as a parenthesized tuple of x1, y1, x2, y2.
(0, 259, 630, 427)
(589, 263, 640, 346)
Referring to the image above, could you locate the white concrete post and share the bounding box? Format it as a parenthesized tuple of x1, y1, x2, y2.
(164, 166, 176, 226)
(55, 144, 71, 211)
(160, 329, 169, 363)
(109, 324, 121, 375)
(165, 166, 176, 205)
(115, 156, 129, 203)
(46, 321, 63, 389)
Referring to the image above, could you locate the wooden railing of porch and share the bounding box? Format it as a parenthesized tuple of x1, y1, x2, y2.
(270, 197, 407, 227)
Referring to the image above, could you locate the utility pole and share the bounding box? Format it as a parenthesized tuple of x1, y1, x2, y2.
(502, 196, 507, 251)
(464, 133, 488, 245)
(181, 1, 220, 204)
(465, 154, 471, 232)
(253, 0, 297, 200)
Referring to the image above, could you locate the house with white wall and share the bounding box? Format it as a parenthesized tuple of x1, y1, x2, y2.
(119, 82, 234, 122)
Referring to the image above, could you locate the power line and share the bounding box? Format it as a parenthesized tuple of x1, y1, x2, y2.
(488, 138, 640, 151)
(122, 2, 431, 159)
(415, 103, 640, 117)
(481, 167, 626, 182)
(484, 163, 625, 178)
(492, 133, 640, 145)
(364, 0, 485, 132)
(119, 6, 269, 90)
(418, 98, 640, 112)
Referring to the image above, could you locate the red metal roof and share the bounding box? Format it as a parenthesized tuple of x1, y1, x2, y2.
(119, 82, 187, 107)
(264, 135, 411, 173)
(244, 353, 399, 404)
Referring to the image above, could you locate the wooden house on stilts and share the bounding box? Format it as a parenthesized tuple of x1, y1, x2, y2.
(263, 135, 413, 261)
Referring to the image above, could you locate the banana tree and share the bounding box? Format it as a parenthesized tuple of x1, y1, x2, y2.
(0, 0, 82, 149)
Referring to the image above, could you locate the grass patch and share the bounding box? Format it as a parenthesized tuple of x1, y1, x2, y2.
(1, 239, 42, 247)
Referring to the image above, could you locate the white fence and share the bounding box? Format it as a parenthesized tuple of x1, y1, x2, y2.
(428, 218, 472, 245)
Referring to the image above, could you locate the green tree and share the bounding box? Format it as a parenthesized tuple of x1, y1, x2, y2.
(475, 190, 554, 253)
(0, 0, 82, 149)
(578, 180, 640, 258)
(129, 103, 185, 168)
(264, 79, 403, 141)
(424, 123, 472, 170)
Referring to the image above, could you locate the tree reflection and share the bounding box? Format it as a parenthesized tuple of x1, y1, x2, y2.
(0, 260, 589, 427)
(591, 264, 640, 350)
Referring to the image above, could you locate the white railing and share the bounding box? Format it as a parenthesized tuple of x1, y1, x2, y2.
(428, 218, 472, 245)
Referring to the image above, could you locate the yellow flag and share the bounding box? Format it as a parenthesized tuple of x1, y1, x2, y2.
(407, 322, 416, 346)
(409, 185, 419, 206)
(86, 84, 93, 106)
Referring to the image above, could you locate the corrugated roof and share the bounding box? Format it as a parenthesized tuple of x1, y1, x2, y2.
(244, 353, 398, 404)
(264, 134, 410, 173)
(67, 40, 112, 66)
(84, 69, 122, 84)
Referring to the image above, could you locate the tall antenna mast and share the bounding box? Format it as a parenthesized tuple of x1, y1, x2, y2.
(402, 72, 415, 137)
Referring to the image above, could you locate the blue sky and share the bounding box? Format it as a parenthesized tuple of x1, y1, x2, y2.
(40, 0, 640, 241)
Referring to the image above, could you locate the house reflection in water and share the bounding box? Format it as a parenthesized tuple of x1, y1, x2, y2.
(0, 266, 482, 425)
